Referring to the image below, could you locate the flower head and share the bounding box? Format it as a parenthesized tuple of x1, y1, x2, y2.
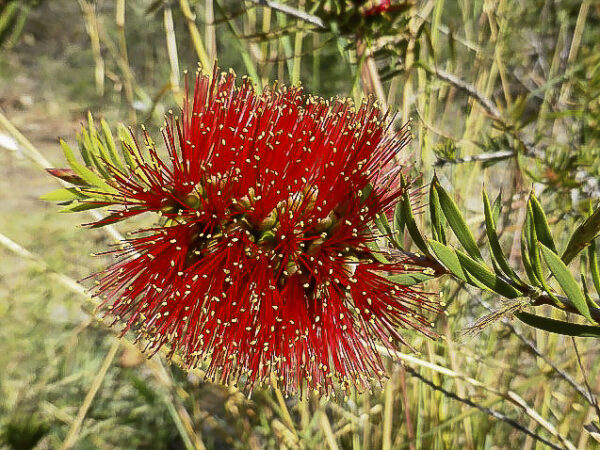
(49, 69, 438, 395)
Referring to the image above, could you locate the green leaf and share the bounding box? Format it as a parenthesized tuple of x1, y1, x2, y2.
(117, 124, 137, 171)
(455, 249, 521, 299)
(580, 265, 600, 309)
(387, 272, 434, 287)
(101, 118, 126, 171)
(432, 177, 483, 261)
(94, 133, 117, 169)
(526, 204, 545, 285)
(79, 121, 113, 180)
(562, 206, 600, 265)
(589, 239, 600, 299)
(429, 175, 446, 244)
(365, 239, 390, 264)
(374, 212, 394, 244)
(393, 201, 405, 244)
(483, 189, 523, 285)
(528, 192, 557, 253)
(75, 131, 93, 167)
(40, 188, 87, 202)
(516, 311, 600, 337)
(86, 111, 101, 158)
(428, 240, 467, 282)
(401, 177, 429, 255)
(521, 213, 541, 286)
(539, 242, 592, 322)
(59, 201, 106, 213)
(60, 140, 117, 194)
(491, 192, 502, 225)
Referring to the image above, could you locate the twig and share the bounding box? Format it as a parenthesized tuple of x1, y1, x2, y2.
(435, 149, 516, 167)
(381, 368, 395, 450)
(406, 248, 600, 323)
(269, 372, 299, 442)
(571, 338, 600, 419)
(246, 0, 326, 29)
(403, 365, 564, 450)
(433, 67, 502, 119)
(429, 67, 545, 160)
(473, 295, 596, 406)
(0, 232, 87, 298)
(375, 343, 577, 449)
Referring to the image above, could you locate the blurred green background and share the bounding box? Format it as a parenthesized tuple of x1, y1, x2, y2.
(1, 0, 600, 448)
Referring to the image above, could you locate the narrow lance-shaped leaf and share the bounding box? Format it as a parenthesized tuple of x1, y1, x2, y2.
(455, 249, 521, 299)
(393, 200, 405, 247)
(117, 124, 137, 171)
(40, 187, 88, 203)
(386, 272, 434, 287)
(360, 183, 373, 204)
(94, 134, 119, 179)
(589, 239, 600, 299)
(401, 176, 429, 256)
(101, 118, 126, 171)
(483, 189, 523, 286)
(580, 262, 600, 309)
(432, 177, 483, 261)
(516, 311, 600, 337)
(521, 212, 541, 286)
(87, 113, 120, 170)
(75, 130, 94, 167)
(60, 201, 106, 213)
(491, 191, 502, 224)
(528, 191, 557, 253)
(428, 240, 467, 282)
(60, 140, 117, 194)
(526, 204, 545, 285)
(365, 238, 390, 264)
(562, 206, 600, 265)
(45, 168, 88, 186)
(527, 206, 562, 304)
(373, 209, 400, 249)
(539, 242, 593, 322)
(79, 126, 112, 180)
(429, 175, 446, 244)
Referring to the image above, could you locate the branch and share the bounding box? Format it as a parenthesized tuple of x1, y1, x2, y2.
(428, 67, 545, 160)
(246, 0, 326, 29)
(402, 365, 565, 450)
(434, 149, 516, 167)
(410, 250, 600, 323)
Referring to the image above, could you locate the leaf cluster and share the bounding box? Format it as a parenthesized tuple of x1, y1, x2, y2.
(376, 175, 600, 337)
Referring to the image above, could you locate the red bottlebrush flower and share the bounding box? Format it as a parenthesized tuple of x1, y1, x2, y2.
(362, 0, 392, 16)
(51, 69, 439, 395)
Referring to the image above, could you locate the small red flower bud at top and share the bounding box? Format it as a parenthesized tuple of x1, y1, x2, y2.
(362, 0, 392, 16)
(52, 68, 439, 395)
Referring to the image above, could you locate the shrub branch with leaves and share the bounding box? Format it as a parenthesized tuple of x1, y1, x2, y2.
(375, 173, 600, 336)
